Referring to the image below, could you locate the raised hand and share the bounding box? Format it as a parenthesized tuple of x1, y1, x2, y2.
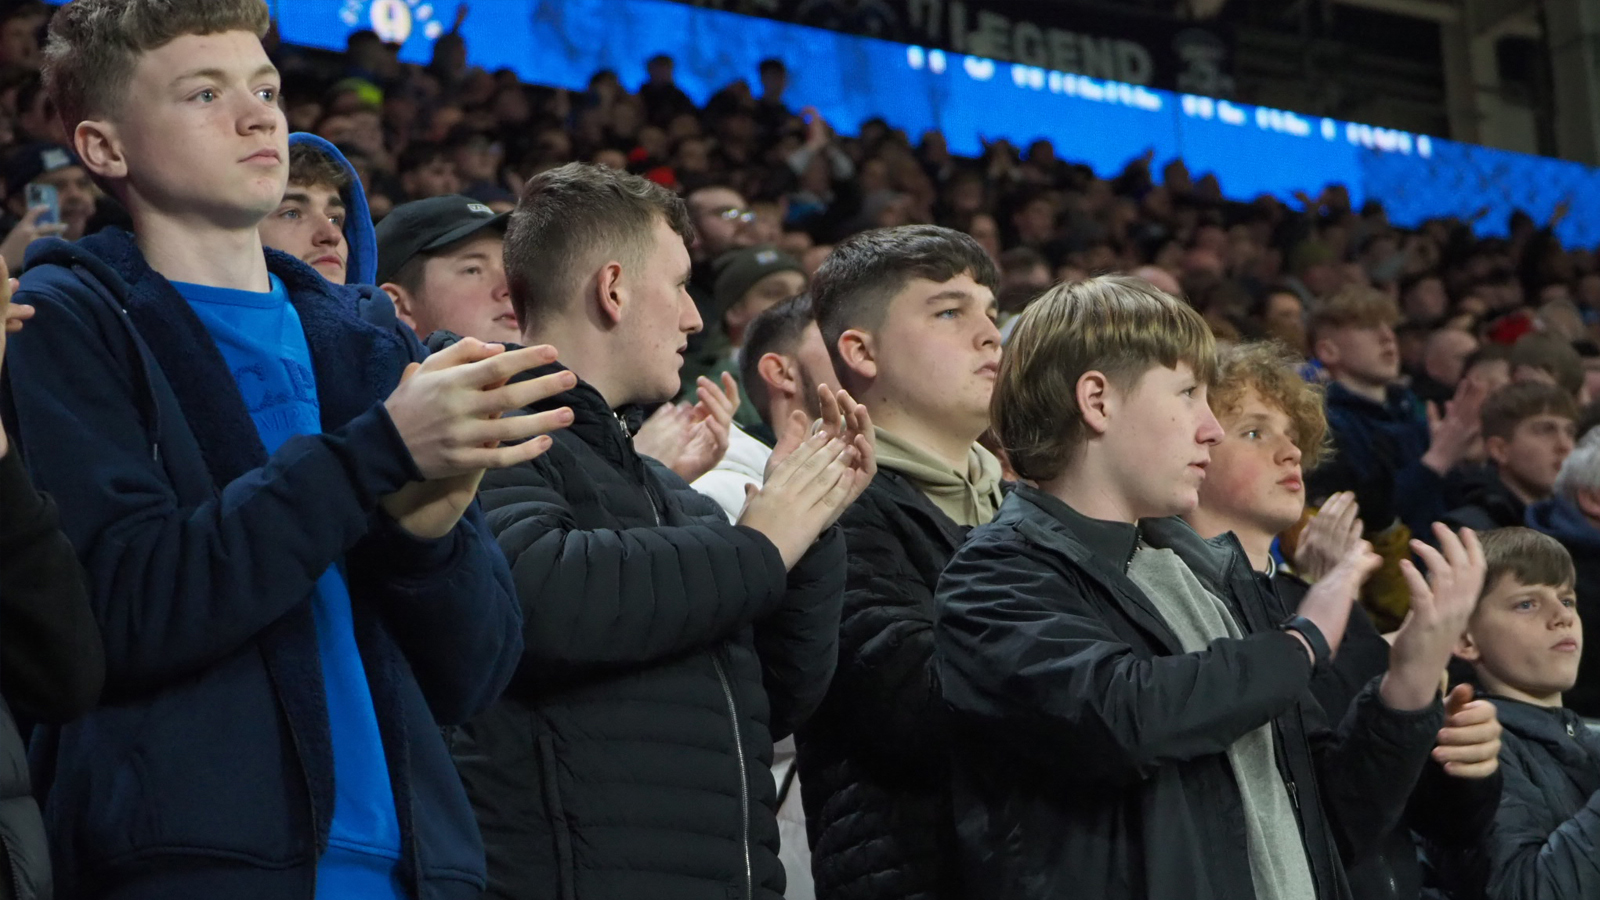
(744, 386, 877, 569)
(1432, 683, 1502, 779)
(1294, 491, 1364, 583)
(1292, 539, 1383, 661)
(1421, 376, 1488, 475)
(1382, 524, 1488, 710)
(382, 338, 575, 481)
(633, 373, 740, 483)
(740, 430, 860, 569)
(0, 206, 66, 274)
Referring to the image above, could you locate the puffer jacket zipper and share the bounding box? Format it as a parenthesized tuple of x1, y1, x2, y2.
(714, 654, 753, 900)
(625, 413, 753, 900)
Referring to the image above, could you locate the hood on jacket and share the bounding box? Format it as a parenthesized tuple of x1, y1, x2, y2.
(1527, 495, 1600, 549)
(286, 133, 377, 285)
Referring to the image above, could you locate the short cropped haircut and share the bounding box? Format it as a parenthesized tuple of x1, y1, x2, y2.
(995, 274, 1217, 482)
(1480, 381, 1579, 443)
(1478, 527, 1576, 599)
(1209, 341, 1332, 469)
(1511, 333, 1585, 398)
(506, 162, 693, 331)
(1308, 284, 1400, 344)
(811, 224, 998, 372)
(739, 293, 817, 425)
(287, 143, 352, 193)
(42, 0, 271, 132)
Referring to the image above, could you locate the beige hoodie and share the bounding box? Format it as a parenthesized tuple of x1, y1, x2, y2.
(873, 426, 1004, 528)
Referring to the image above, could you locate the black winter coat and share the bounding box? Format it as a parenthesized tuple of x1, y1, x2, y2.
(1430, 697, 1600, 900)
(796, 469, 967, 900)
(934, 486, 1454, 900)
(454, 362, 845, 900)
(0, 448, 104, 900)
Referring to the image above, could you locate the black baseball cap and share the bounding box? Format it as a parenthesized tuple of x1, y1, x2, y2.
(4, 142, 81, 198)
(375, 194, 508, 286)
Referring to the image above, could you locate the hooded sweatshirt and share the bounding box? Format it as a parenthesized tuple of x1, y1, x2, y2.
(286, 133, 378, 286)
(872, 427, 1003, 528)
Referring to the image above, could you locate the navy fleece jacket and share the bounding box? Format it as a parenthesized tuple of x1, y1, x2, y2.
(0, 229, 522, 899)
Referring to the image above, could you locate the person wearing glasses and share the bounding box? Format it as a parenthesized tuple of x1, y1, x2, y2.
(686, 183, 760, 324)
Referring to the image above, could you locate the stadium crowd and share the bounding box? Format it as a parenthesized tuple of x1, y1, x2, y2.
(3, 1, 1600, 900)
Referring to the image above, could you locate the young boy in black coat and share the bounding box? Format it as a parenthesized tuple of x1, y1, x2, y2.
(1185, 340, 1505, 899)
(1440, 527, 1600, 900)
(796, 225, 1002, 900)
(453, 162, 876, 900)
(934, 275, 1492, 900)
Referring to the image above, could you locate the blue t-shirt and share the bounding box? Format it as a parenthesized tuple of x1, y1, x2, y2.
(177, 275, 404, 897)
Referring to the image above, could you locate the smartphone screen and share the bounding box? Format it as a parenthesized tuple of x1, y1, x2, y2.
(26, 183, 58, 226)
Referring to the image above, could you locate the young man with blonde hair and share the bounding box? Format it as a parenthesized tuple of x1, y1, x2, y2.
(1186, 340, 1505, 900)
(4, 1, 565, 895)
(934, 275, 1491, 900)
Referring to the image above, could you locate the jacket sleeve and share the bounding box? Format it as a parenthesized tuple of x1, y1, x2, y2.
(1481, 751, 1600, 900)
(0, 444, 104, 721)
(825, 496, 951, 769)
(934, 532, 1314, 786)
(4, 282, 420, 700)
(1310, 677, 1446, 864)
(755, 525, 844, 741)
(479, 457, 791, 686)
(347, 504, 523, 725)
(1405, 755, 1503, 852)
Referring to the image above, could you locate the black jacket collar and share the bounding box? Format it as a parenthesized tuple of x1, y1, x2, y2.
(1014, 485, 1140, 572)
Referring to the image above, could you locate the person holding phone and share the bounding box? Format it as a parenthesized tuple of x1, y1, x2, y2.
(0, 142, 99, 270)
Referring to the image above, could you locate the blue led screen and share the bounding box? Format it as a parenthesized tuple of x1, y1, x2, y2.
(61, 0, 1600, 246)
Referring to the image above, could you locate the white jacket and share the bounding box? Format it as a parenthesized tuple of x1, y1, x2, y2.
(692, 424, 771, 523)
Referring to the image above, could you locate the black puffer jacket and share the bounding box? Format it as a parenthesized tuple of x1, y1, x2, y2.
(934, 486, 1478, 900)
(796, 469, 967, 900)
(1429, 697, 1600, 900)
(453, 361, 845, 900)
(0, 447, 105, 900)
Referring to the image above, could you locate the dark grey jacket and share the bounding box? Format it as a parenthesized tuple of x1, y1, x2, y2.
(1432, 697, 1600, 900)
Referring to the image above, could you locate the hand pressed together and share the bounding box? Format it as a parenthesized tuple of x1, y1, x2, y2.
(739, 384, 877, 569)
(1294, 491, 1364, 583)
(632, 372, 740, 483)
(1291, 538, 1383, 662)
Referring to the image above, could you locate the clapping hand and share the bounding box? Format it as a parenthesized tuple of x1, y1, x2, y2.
(1294, 491, 1364, 583)
(742, 385, 876, 569)
(1381, 525, 1487, 710)
(1431, 683, 1502, 779)
(632, 372, 741, 484)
